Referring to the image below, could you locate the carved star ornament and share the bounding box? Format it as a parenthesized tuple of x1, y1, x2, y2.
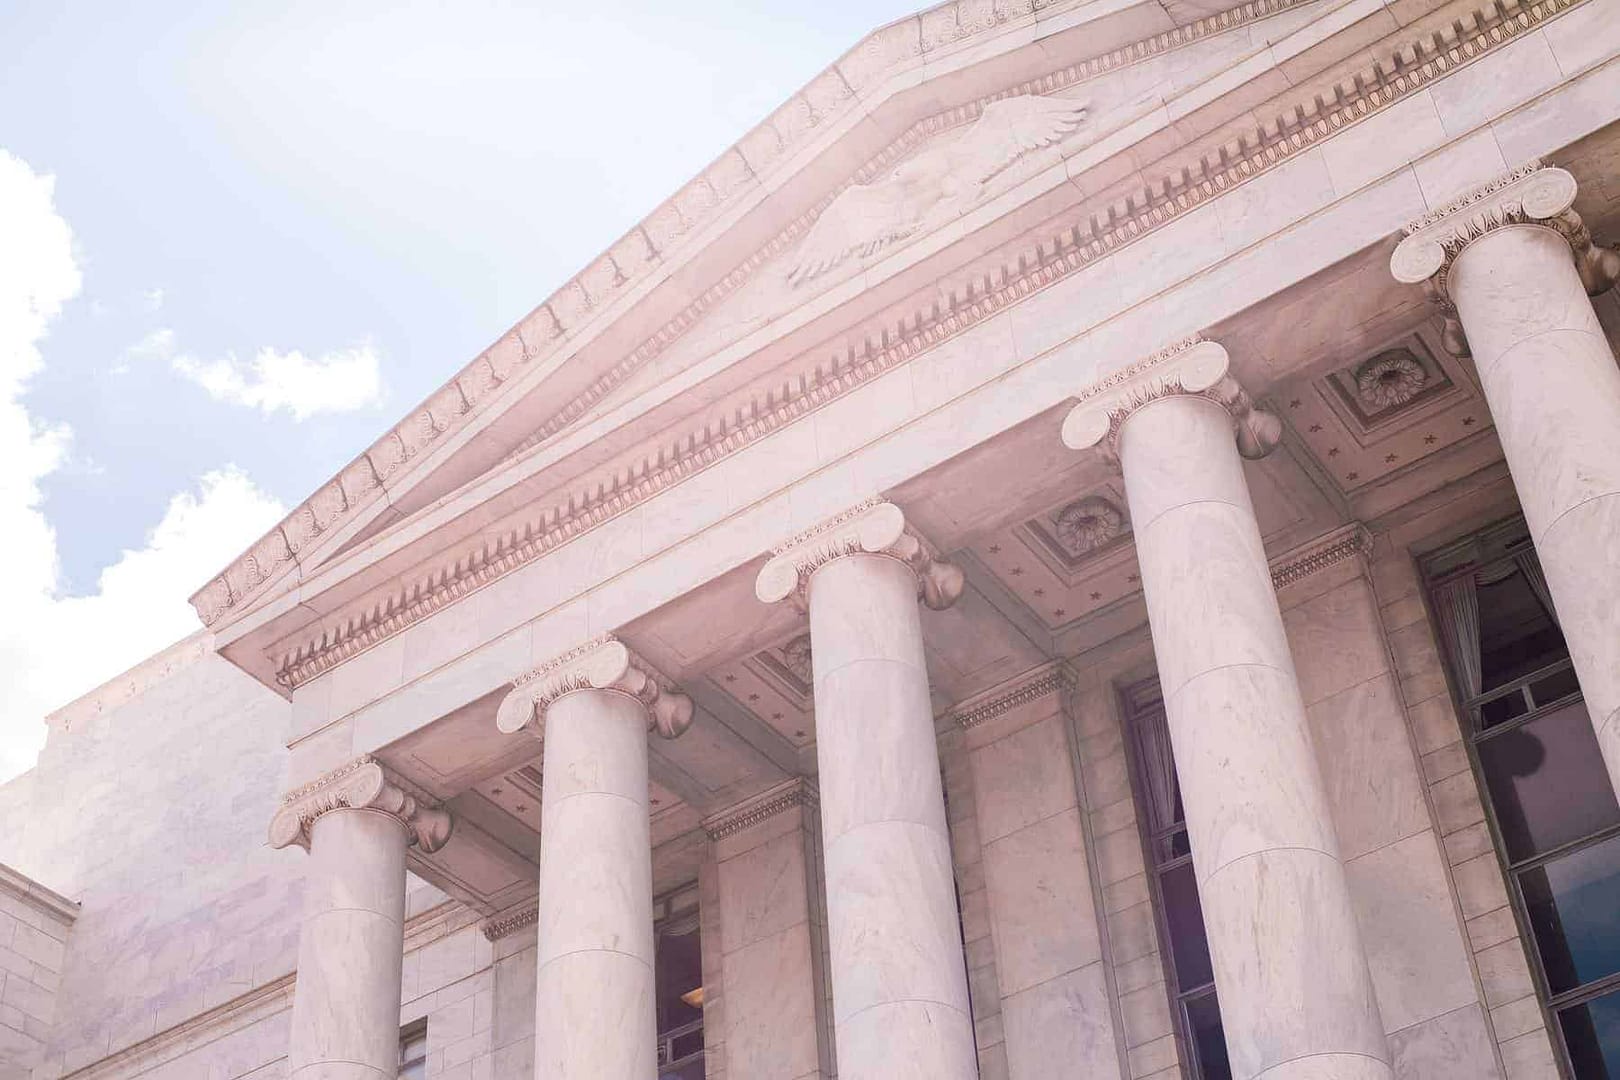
(786, 94, 1091, 286)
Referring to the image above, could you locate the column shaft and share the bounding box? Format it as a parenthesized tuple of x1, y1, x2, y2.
(807, 552, 978, 1080)
(533, 688, 658, 1080)
(287, 809, 410, 1080)
(1120, 394, 1390, 1080)
(1449, 224, 1620, 792)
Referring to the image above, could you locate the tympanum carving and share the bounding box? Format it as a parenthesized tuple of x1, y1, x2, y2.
(787, 95, 1089, 285)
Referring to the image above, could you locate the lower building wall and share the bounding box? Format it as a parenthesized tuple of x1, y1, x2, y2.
(0, 867, 76, 1080)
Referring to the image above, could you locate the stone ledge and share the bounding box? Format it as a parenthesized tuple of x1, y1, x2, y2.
(0, 862, 77, 926)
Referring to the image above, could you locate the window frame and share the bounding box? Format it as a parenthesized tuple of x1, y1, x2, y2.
(1422, 520, 1620, 1076)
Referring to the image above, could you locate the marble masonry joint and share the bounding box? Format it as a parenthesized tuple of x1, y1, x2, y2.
(755, 498, 965, 610)
(1061, 338, 1282, 466)
(494, 635, 694, 741)
(267, 755, 452, 854)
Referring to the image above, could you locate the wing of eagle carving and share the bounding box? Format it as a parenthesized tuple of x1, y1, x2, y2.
(787, 95, 1089, 286)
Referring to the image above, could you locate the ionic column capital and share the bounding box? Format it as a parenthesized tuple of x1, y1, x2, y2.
(754, 499, 964, 611)
(1392, 163, 1620, 337)
(1061, 338, 1281, 464)
(269, 756, 452, 853)
(495, 636, 694, 740)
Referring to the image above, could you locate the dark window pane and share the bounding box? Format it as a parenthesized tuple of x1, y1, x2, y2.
(1557, 989, 1620, 1079)
(1477, 701, 1620, 862)
(658, 1057, 706, 1080)
(1477, 570, 1569, 691)
(1520, 833, 1620, 994)
(1154, 825, 1192, 865)
(1160, 860, 1215, 993)
(1480, 691, 1530, 730)
(1529, 665, 1582, 708)
(1185, 992, 1233, 1080)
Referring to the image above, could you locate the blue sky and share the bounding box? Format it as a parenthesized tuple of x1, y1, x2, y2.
(0, 0, 921, 779)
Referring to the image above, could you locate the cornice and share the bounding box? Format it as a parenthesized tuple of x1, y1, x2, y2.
(0, 862, 77, 925)
(264, 0, 1583, 690)
(755, 499, 965, 611)
(268, 755, 453, 853)
(702, 778, 820, 841)
(493, 636, 694, 741)
(1268, 523, 1374, 588)
(189, 0, 1350, 631)
(1061, 338, 1282, 462)
(481, 903, 540, 943)
(948, 663, 1073, 729)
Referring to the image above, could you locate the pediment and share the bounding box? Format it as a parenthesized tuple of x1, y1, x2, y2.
(191, 0, 1567, 694)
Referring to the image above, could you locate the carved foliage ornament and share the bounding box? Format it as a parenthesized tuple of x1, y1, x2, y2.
(268, 756, 452, 853)
(1354, 350, 1427, 410)
(754, 500, 965, 611)
(1053, 496, 1124, 556)
(1392, 163, 1620, 356)
(495, 637, 694, 741)
(1060, 339, 1282, 464)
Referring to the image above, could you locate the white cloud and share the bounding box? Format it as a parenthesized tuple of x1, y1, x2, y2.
(169, 339, 386, 420)
(0, 151, 286, 783)
(142, 286, 164, 311)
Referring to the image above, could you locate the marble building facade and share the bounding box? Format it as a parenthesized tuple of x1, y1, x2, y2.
(5, 0, 1620, 1077)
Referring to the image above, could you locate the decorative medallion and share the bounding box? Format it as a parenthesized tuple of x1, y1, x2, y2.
(1354, 350, 1427, 410)
(1052, 497, 1125, 558)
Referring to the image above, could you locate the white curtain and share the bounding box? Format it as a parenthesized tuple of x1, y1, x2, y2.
(1135, 706, 1180, 832)
(1432, 574, 1482, 698)
(1513, 548, 1561, 628)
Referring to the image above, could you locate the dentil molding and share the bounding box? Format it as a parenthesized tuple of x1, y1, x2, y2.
(755, 499, 965, 610)
(1060, 338, 1282, 463)
(268, 756, 452, 853)
(494, 636, 694, 740)
(252, 0, 1583, 691)
(702, 778, 820, 841)
(1392, 163, 1620, 354)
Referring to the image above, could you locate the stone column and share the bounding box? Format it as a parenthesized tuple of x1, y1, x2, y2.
(270, 757, 453, 1080)
(1393, 162, 1620, 793)
(496, 637, 694, 1080)
(1064, 341, 1392, 1080)
(756, 501, 977, 1080)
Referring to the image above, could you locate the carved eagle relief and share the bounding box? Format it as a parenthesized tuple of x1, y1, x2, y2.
(787, 94, 1090, 286)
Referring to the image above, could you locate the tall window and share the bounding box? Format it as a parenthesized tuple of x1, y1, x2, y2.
(654, 890, 705, 1080)
(1425, 518, 1620, 1076)
(1122, 681, 1232, 1080)
(398, 1020, 427, 1080)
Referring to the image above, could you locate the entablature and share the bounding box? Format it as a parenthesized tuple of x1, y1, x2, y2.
(206, 0, 1612, 723)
